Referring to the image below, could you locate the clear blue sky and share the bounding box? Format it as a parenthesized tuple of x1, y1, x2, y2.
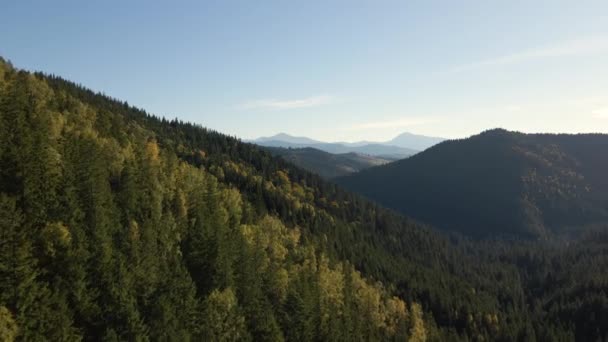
(2, 0, 607, 141)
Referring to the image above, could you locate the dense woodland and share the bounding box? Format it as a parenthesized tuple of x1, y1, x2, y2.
(0, 58, 607, 341)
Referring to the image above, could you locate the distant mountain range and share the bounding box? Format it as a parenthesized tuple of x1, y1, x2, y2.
(336, 129, 608, 239)
(251, 132, 445, 159)
(264, 147, 393, 179)
(256, 133, 321, 145)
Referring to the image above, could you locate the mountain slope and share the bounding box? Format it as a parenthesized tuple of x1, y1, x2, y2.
(265, 147, 393, 179)
(0, 58, 507, 340)
(2, 60, 608, 341)
(0, 59, 437, 341)
(336, 129, 608, 238)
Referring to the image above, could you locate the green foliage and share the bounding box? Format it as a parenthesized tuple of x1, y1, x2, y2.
(200, 288, 250, 341)
(0, 60, 429, 341)
(1, 58, 607, 341)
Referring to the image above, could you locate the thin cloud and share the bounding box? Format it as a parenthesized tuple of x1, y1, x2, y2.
(345, 117, 439, 131)
(566, 95, 608, 106)
(592, 107, 608, 119)
(449, 36, 608, 73)
(238, 95, 334, 110)
(504, 105, 522, 112)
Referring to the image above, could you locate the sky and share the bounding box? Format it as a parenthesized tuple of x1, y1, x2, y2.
(1, 0, 608, 141)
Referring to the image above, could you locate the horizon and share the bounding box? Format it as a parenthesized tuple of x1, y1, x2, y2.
(1, 56, 605, 144)
(255, 127, 608, 143)
(252, 130, 447, 143)
(2, 1, 608, 141)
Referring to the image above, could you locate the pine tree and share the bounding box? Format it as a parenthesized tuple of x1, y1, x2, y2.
(0, 194, 79, 340)
(0, 193, 41, 338)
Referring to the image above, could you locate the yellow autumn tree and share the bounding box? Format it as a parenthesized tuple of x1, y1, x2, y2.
(0, 307, 18, 342)
(317, 255, 345, 337)
(409, 302, 427, 342)
(384, 296, 409, 338)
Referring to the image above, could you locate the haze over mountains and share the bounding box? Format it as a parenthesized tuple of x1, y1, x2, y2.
(337, 129, 608, 239)
(384, 132, 446, 151)
(264, 147, 393, 179)
(252, 132, 444, 159)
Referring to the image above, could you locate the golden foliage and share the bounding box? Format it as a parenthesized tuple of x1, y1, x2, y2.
(145, 140, 161, 166)
(409, 303, 427, 342)
(318, 256, 345, 326)
(129, 220, 140, 242)
(41, 222, 71, 257)
(0, 307, 18, 342)
(276, 170, 290, 186)
(385, 296, 408, 336)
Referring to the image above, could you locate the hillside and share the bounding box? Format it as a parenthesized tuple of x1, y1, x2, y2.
(336, 129, 608, 238)
(265, 147, 394, 179)
(0, 59, 440, 341)
(1, 60, 608, 341)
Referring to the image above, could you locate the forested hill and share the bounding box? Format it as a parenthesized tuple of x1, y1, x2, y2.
(0, 59, 433, 341)
(336, 129, 608, 239)
(0, 58, 460, 340)
(1, 58, 608, 341)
